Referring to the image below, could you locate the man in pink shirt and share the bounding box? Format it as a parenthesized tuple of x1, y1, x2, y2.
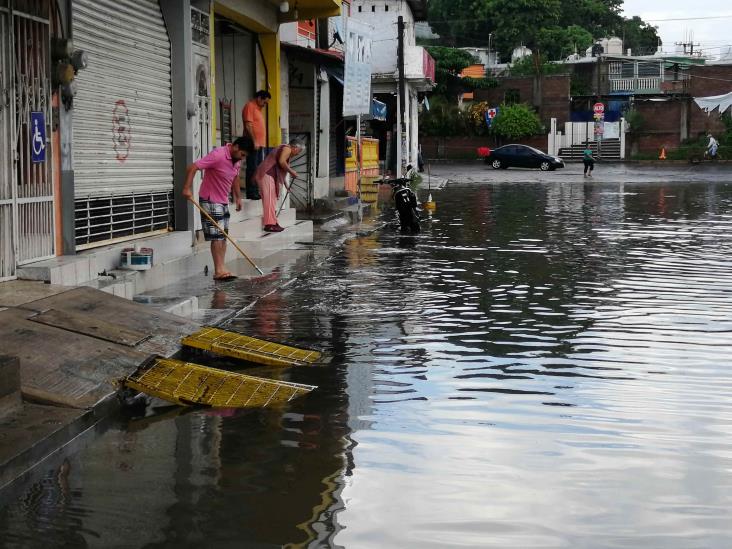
(182, 136, 253, 280)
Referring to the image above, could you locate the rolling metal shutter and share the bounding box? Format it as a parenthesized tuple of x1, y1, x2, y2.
(72, 0, 173, 248)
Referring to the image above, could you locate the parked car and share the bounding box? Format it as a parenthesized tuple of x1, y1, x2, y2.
(485, 144, 564, 171)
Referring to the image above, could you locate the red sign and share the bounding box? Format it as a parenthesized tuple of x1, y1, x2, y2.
(593, 102, 605, 115)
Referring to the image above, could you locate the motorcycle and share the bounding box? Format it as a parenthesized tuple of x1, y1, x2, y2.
(377, 173, 421, 233)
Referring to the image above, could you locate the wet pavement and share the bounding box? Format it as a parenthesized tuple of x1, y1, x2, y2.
(2, 165, 732, 548)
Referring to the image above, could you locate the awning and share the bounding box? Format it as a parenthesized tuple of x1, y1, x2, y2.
(281, 42, 344, 67)
(323, 64, 344, 85)
(694, 91, 732, 114)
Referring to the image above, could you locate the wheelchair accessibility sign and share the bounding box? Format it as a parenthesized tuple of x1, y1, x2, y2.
(30, 112, 46, 163)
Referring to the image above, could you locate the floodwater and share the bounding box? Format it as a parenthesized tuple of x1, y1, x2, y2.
(3, 175, 732, 548)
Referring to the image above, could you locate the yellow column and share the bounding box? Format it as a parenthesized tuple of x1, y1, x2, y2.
(258, 32, 282, 147)
(209, 4, 218, 145)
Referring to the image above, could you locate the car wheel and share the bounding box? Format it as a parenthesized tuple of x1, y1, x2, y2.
(491, 159, 502, 169)
(540, 161, 551, 171)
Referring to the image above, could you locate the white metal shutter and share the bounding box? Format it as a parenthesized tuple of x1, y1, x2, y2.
(72, 0, 172, 197)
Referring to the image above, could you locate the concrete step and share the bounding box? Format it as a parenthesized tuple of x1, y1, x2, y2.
(0, 355, 21, 418)
(133, 294, 200, 318)
(234, 220, 314, 259)
(16, 206, 306, 295)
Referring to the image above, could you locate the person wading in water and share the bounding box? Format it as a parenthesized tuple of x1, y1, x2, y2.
(583, 143, 595, 177)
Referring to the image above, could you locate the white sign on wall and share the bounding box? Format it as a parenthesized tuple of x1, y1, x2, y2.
(343, 19, 373, 117)
(604, 122, 620, 139)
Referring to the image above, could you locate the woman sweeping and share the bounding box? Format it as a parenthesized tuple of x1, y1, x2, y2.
(254, 138, 304, 232)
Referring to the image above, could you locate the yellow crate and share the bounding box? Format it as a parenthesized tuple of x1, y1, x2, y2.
(124, 357, 315, 408)
(181, 327, 324, 367)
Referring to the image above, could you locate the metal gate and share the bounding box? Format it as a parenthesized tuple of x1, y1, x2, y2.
(72, 0, 173, 248)
(192, 93, 211, 231)
(287, 132, 312, 212)
(0, 0, 54, 280)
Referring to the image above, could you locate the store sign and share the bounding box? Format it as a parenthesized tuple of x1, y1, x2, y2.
(30, 111, 46, 163)
(343, 20, 373, 117)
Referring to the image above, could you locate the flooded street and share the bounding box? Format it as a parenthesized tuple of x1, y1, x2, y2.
(3, 167, 732, 548)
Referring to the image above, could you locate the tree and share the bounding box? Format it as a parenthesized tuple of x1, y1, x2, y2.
(490, 0, 562, 60)
(619, 16, 661, 55)
(426, 46, 478, 98)
(425, 0, 660, 63)
(537, 25, 594, 60)
(491, 103, 543, 140)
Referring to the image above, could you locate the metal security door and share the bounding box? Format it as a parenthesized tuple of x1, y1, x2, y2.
(287, 132, 312, 211)
(0, 1, 54, 280)
(0, 5, 14, 279)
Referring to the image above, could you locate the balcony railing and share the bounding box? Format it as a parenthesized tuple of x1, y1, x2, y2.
(610, 77, 661, 93)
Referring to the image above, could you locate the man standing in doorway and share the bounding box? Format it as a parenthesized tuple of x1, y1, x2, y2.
(243, 90, 271, 200)
(182, 136, 254, 281)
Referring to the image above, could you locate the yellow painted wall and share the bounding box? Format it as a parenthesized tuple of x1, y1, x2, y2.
(213, 2, 282, 147)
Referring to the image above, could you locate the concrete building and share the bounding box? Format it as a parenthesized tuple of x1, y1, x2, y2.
(0, 0, 340, 291)
(349, 0, 435, 174)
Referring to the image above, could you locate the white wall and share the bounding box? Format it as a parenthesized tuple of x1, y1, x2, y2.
(350, 0, 416, 75)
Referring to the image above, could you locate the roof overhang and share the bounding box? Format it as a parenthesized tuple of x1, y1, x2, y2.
(271, 0, 342, 20)
(406, 0, 428, 21)
(281, 42, 344, 66)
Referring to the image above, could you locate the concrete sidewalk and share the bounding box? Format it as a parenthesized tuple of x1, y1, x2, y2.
(0, 281, 200, 489)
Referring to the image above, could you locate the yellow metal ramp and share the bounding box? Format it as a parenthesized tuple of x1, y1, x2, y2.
(181, 327, 324, 367)
(123, 357, 316, 408)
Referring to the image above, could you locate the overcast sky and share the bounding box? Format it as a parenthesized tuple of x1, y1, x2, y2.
(622, 0, 731, 58)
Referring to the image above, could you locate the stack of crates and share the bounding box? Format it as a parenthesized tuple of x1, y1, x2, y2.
(360, 176, 379, 203)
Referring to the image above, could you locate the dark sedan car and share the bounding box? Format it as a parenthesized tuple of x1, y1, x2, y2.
(486, 144, 565, 171)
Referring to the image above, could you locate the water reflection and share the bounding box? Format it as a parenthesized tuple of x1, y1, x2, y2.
(2, 179, 732, 548)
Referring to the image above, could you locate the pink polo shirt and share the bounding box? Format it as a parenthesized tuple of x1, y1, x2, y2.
(195, 144, 242, 204)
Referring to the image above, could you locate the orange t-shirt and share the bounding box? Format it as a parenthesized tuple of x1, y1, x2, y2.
(242, 100, 266, 148)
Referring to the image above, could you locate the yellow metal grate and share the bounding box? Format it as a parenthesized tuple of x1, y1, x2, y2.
(181, 327, 324, 367)
(123, 357, 316, 408)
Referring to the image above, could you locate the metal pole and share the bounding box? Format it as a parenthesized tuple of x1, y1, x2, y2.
(397, 15, 405, 175)
(357, 113, 362, 220)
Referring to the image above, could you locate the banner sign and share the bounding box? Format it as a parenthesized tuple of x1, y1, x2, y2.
(343, 20, 373, 117)
(485, 107, 498, 128)
(30, 111, 46, 163)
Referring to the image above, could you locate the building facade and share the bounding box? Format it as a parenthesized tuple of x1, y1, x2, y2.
(0, 0, 341, 285)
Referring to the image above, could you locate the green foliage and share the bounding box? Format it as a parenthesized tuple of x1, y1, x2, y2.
(619, 16, 660, 56)
(426, 46, 478, 98)
(508, 55, 569, 76)
(419, 96, 468, 137)
(491, 103, 543, 139)
(490, 0, 562, 56)
(462, 76, 500, 90)
(624, 110, 644, 133)
(537, 25, 594, 60)
(721, 112, 732, 145)
(570, 73, 591, 96)
(426, 0, 661, 62)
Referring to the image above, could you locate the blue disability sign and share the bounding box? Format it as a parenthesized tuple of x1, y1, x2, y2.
(30, 111, 46, 163)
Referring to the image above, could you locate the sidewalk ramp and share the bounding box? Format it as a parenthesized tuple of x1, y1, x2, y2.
(123, 357, 315, 408)
(181, 327, 324, 367)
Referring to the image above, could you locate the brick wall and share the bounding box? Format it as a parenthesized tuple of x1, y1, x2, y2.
(689, 65, 732, 97)
(422, 135, 549, 159)
(474, 75, 571, 125)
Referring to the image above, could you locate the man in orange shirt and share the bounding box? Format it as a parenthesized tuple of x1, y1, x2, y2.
(242, 90, 271, 200)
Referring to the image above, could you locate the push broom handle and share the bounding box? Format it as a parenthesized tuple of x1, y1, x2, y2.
(189, 197, 264, 275)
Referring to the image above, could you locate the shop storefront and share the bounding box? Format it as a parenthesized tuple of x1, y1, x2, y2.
(72, 0, 175, 249)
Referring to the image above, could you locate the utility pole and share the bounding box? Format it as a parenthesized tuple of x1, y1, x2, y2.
(397, 15, 405, 175)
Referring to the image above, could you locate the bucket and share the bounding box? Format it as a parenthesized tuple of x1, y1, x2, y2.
(120, 247, 154, 271)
